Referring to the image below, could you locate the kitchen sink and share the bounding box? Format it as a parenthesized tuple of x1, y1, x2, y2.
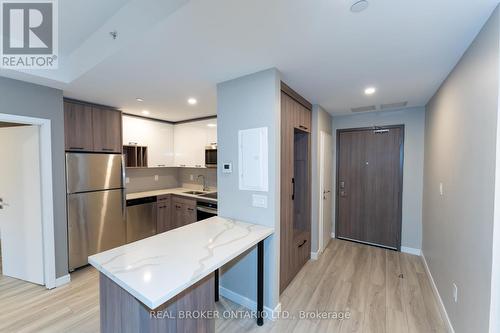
(199, 192, 217, 199)
(183, 191, 206, 195)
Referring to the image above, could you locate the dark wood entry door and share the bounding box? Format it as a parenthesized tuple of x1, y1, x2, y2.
(336, 126, 404, 250)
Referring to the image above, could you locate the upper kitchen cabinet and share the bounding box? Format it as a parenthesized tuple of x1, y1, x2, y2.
(64, 101, 94, 151)
(64, 100, 123, 153)
(122, 115, 175, 168)
(174, 118, 217, 168)
(92, 107, 123, 153)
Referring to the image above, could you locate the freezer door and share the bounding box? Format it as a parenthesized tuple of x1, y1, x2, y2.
(68, 189, 126, 271)
(66, 153, 123, 193)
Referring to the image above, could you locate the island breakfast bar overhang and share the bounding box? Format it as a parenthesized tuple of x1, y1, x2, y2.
(89, 216, 274, 332)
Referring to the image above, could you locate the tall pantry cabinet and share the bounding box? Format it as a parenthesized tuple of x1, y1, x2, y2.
(280, 82, 312, 293)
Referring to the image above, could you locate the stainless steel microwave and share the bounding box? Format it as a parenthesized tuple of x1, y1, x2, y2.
(205, 144, 217, 168)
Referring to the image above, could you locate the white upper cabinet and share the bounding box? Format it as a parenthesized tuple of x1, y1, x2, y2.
(173, 119, 217, 168)
(122, 115, 216, 168)
(122, 115, 175, 167)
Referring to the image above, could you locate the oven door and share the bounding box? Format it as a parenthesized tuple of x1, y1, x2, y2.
(197, 203, 218, 221)
(205, 149, 217, 168)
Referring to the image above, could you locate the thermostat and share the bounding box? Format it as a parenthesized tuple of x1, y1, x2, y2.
(222, 162, 232, 173)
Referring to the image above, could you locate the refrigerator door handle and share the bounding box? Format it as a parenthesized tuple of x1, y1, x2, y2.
(121, 154, 127, 221)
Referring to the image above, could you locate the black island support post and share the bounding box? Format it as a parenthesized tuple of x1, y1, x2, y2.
(214, 239, 265, 326)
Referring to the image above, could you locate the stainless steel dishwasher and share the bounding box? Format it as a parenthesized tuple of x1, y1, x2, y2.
(126, 196, 157, 243)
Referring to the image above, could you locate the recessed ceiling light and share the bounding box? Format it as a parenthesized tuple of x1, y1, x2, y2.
(142, 110, 150, 115)
(207, 123, 217, 128)
(364, 87, 376, 95)
(187, 98, 197, 105)
(136, 98, 144, 102)
(351, 0, 369, 13)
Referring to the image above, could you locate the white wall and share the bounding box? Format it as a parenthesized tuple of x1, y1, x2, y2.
(217, 68, 281, 312)
(311, 105, 333, 253)
(423, 6, 500, 332)
(332, 107, 425, 251)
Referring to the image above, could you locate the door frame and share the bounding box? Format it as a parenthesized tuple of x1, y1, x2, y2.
(335, 125, 404, 251)
(318, 130, 332, 253)
(0, 113, 56, 289)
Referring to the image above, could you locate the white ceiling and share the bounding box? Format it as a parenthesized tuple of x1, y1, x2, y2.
(1, 0, 499, 121)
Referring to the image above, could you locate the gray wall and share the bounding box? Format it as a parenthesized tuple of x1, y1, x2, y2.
(311, 105, 333, 253)
(217, 68, 281, 310)
(0, 77, 67, 278)
(423, 7, 500, 333)
(125, 168, 180, 193)
(332, 107, 426, 250)
(178, 168, 217, 191)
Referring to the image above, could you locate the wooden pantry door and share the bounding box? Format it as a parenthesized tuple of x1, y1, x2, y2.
(336, 126, 404, 250)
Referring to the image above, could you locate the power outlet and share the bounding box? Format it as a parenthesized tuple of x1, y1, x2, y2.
(439, 182, 444, 196)
(154, 175, 159, 181)
(452, 282, 458, 303)
(125, 177, 130, 184)
(190, 174, 194, 181)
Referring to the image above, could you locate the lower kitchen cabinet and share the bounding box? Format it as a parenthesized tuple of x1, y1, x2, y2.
(157, 195, 173, 233)
(172, 196, 197, 227)
(156, 195, 197, 233)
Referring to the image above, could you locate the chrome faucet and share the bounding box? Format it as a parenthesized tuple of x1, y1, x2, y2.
(197, 175, 208, 191)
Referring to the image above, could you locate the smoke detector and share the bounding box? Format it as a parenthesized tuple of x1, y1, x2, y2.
(351, 0, 369, 13)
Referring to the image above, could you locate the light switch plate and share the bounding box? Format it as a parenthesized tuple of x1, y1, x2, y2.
(154, 175, 159, 181)
(125, 177, 130, 184)
(439, 182, 444, 196)
(252, 194, 268, 208)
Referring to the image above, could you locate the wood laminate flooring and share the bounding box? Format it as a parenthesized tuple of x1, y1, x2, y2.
(0, 239, 446, 333)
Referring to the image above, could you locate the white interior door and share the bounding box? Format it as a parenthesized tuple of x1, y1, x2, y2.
(0, 125, 44, 284)
(319, 131, 333, 252)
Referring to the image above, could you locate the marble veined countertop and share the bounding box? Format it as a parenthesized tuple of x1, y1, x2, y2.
(88, 217, 273, 309)
(126, 187, 217, 203)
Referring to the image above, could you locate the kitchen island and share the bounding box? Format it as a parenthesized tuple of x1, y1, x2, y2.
(89, 216, 273, 333)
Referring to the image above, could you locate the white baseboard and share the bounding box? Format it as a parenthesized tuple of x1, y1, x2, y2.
(219, 286, 281, 320)
(401, 246, 422, 256)
(421, 252, 455, 333)
(54, 274, 71, 288)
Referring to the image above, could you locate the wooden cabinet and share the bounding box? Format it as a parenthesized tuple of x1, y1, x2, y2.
(64, 102, 94, 151)
(92, 107, 122, 153)
(172, 196, 197, 227)
(280, 83, 312, 294)
(64, 100, 122, 153)
(157, 195, 173, 233)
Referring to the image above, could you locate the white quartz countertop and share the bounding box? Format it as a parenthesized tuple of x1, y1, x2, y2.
(88, 217, 273, 309)
(126, 187, 216, 202)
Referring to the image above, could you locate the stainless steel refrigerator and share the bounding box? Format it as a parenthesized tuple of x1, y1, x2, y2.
(66, 153, 126, 271)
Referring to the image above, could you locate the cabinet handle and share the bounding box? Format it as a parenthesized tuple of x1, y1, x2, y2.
(195, 165, 202, 168)
(157, 164, 165, 167)
(69, 147, 84, 150)
(299, 125, 308, 130)
(179, 164, 186, 167)
(175, 205, 182, 209)
(292, 178, 295, 200)
(187, 208, 194, 211)
(102, 148, 114, 151)
(298, 240, 307, 248)
(129, 142, 138, 145)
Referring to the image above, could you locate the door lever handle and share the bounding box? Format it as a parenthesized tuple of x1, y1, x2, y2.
(0, 198, 9, 209)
